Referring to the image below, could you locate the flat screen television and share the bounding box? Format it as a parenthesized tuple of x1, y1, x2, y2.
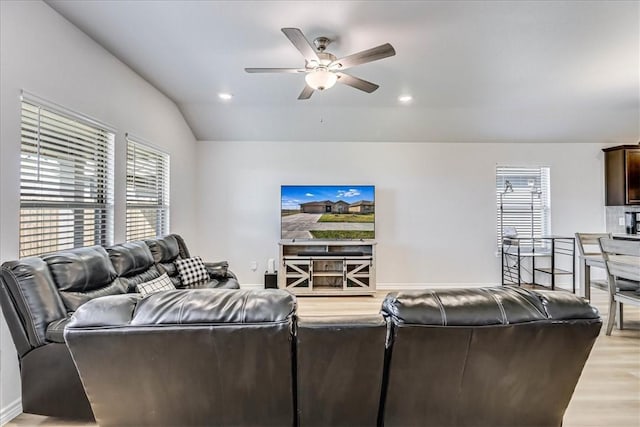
(281, 185, 375, 240)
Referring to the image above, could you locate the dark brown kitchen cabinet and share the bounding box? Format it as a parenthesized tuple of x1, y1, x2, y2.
(603, 145, 640, 205)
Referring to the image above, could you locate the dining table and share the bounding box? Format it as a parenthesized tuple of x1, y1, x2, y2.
(579, 235, 640, 300)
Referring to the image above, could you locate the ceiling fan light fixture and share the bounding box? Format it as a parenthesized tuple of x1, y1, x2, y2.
(246, 28, 396, 99)
(305, 68, 337, 91)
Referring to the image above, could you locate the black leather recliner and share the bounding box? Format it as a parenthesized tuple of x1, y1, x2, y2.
(0, 234, 238, 419)
(380, 287, 602, 427)
(65, 289, 297, 427)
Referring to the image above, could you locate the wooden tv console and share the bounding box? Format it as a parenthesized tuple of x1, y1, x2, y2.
(278, 240, 376, 296)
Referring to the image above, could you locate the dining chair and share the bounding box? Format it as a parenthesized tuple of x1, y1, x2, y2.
(598, 238, 640, 335)
(575, 233, 611, 299)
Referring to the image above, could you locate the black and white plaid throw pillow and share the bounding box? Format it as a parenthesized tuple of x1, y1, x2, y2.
(175, 256, 209, 286)
(137, 273, 175, 296)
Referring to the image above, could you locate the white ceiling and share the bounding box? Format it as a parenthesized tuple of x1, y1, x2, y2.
(47, 0, 639, 143)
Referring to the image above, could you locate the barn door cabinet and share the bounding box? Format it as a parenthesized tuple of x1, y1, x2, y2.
(603, 145, 640, 206)
(278, 240, 376, 296)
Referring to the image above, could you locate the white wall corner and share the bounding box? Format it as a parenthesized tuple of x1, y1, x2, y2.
(0, 398, 22, 426)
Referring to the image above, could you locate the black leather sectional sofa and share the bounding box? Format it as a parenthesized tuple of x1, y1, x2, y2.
(64, 286, 601, 426)
(0, 235, 602, 426)
(0, 234, 238, 419)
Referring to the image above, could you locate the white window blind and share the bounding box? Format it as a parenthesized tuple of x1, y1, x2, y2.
(126, 136, 170, 241)
(20, 98, 115, 257)
(496, 166, 551, 247)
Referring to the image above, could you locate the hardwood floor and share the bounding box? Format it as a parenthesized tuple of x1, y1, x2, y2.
(7, 288, 639, 427)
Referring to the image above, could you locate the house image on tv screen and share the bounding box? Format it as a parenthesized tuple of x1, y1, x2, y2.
(348, 200, 374, 214)
(301, 200, 349, 213)
(281, 186, 375, 240)
(300, 200, 375, 214)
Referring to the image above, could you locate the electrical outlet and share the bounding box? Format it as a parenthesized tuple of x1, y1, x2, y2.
(619, 217, 625, 226)
(250, 261, 258, 271)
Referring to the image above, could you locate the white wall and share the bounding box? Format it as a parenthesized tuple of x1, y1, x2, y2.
(0, 1, 198, 421)
(194, 141, 607, 286)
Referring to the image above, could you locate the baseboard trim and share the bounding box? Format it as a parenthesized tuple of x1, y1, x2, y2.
(0, 398, 22, 426)
(240, 283, 264, 290)
(240, 283, 498, 291)
(377, 283, 497, 290)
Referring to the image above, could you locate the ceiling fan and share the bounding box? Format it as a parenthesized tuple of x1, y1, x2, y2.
(245, 28, 396, 100)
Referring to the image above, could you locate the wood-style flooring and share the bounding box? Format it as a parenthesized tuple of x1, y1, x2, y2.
(7, 288, 640, 427)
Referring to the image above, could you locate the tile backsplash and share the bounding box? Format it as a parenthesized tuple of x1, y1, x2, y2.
(605, 205, 640, 234)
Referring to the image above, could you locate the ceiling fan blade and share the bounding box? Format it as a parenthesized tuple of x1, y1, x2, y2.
(336, 72, 379, 93)
(245, 68, 306, 73)
(281, 28, 320, 62)
(331, 43, 396, 70)
(298, 85, 314, 100)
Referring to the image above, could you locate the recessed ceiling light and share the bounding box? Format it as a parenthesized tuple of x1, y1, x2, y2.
(398, 95, 413, 103)
(218, 93, 233, 100)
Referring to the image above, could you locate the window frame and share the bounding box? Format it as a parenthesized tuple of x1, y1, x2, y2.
(496, 165, 551, 248)
(125, 134, 170, 241)
(19, 92, 115, 257)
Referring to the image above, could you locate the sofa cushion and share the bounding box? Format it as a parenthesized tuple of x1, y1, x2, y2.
(107, 241, 155, 277)
(107, 242, 160, 292)
(146, 235, 181, 263)
(175, 256, 209, 286)
(145, 234, 197, 285)
(43, 246, 125, 311)
(56, 280, 128, 312)
(146, 235, 181, 284)
(157, 261, 178, 278)
(137, 273, 176, 296)
(44, 246, 117, 292)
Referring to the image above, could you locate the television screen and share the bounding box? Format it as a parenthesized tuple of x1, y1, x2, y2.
(281, 185, 375, 240)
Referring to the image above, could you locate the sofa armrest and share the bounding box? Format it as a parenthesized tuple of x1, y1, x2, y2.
(204, 261, 237, 280)
(531, 289, 600, 320)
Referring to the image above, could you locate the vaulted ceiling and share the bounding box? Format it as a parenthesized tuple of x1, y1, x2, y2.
(47, 0, 639, 143)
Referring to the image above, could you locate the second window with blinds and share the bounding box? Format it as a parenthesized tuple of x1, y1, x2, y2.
(126, 136, 170, 241)
(496, 166, 551, 247)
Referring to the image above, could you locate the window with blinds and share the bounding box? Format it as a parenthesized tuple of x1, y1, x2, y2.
(126, 137, 170, 241)
(496, 166, 551, 247)
(20, 99, 115, 257)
